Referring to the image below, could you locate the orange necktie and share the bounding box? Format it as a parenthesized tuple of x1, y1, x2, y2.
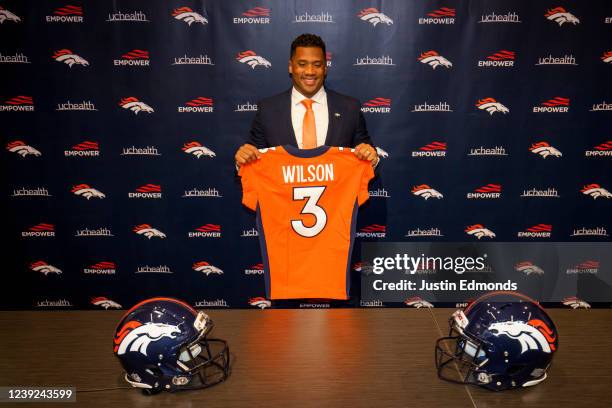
(301, 99, 317, 149)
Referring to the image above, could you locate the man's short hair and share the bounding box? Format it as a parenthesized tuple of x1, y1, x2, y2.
(290, 34, 326, 58)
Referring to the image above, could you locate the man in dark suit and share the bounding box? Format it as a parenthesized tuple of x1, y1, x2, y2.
(234, 33, 379, 167)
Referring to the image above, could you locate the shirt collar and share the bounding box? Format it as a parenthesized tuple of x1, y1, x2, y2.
(292, 86, 327, 106)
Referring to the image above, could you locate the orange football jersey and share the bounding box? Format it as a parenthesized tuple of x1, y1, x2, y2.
(239, 145, 374, 299)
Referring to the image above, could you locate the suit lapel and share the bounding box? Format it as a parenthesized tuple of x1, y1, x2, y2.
(325, 90, 339, 146)
(279, 89, 298, 147)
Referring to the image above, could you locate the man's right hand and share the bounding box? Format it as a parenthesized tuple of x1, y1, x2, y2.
(234, 144, 261, 167)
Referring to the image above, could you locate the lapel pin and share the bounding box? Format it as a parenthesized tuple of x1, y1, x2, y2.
(334, 112, 341, 118)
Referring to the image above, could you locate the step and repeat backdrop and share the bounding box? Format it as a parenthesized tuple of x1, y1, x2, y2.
(2, 1, 610, 310)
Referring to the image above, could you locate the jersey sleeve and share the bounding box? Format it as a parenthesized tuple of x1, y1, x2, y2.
(239, 162, 259, 211)
(357, 160, 375, 206)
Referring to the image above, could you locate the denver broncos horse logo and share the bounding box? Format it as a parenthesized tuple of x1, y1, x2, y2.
(489, 319, 556, 354)
(114, 321, 181, 356)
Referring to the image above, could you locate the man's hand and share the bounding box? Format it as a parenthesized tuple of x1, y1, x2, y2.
(235, 144, 261, 167)
(353, 143, 379, 166)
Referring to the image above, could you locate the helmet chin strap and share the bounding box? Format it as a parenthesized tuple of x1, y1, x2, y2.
(124, 374, 153, 389)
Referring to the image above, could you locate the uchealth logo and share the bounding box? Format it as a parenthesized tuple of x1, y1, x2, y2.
(567, 260, 599, 275)
(545, 7, 579, 26)
(356, 224, 386, 238)
(133, 224, 166, 239)
(84, 261, 117, 275)
(357, 8, 393, 26)
(529, 142, 562, 158)
(571, 226, 609, 238)
(0, 96, 34, 112)
(465, 224, 496, 239)
(476, 98, 509, 115)
(234, 7, 270, 24)
(412, 184, 443, 200)
(412, 141, 446, 158)
(188, 224, 221, 238)
(585, 141, 612, 157)
(30, 261, 62, 275)
(535, 54, 577, 66)
(178, 97, 213, 113)
(419, 7, 455, 24)
(418, 51, 452, 69)
(245, 263, 264, 275)
(602, 51, 612, 64)
(590, 101, 612, 112)
(236, 51, 271, 69)
(533, 97, 569, 113)
(562, 297, 590, 309)
(7, 141, 41, 157)
(249, 297, 271, 309)
(65, 141, 100, 157)
(52, 49, 89, 67)
(478, 50, 515, 67)
(172, 7, 207, 26)
(404, 297, 433, 308)
(91, 297, 122, 309)
(182, 142, 216, 158)
(581, 184, 612, 199)
(119, 97, 154, 114)
(0, 6, 21, 23)
(468, 145, 508, 157)
(129, 184, 162, 199)
(515, 261, 545, 276)
(412, 101, 452, 112)
(193, 261, 223, 275)
(518, 224, 552, 238)
(114, 49, 149, 66)
(467, 184, 501, 199)
(361, 98, 391, 113)
(46, 5, 83, 23)
(22, 223, 55, 238)
(71, 184, 105, 200)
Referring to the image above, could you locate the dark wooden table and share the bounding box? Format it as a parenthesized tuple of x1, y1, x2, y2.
(0, 308, 610, 408)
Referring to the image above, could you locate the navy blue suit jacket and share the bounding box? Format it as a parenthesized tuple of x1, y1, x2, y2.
(247, 88, 373, 148)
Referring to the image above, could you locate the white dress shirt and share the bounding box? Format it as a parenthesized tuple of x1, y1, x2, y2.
(291, 86, 329, 148)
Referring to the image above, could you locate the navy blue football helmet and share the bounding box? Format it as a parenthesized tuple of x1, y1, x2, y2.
(113, 297, 230, 394)
(435, 291, 558, 391)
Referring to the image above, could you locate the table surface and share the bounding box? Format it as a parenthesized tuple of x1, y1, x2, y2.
(0, 308, 610, 408)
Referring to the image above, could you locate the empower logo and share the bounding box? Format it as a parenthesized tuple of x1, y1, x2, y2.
(361, 97, 391, 113)
(84, 261, 117, 275)
(172, 7, 207, 25)
(128, 184, 162, 199)
(585, 141, 612, 157)
(580, 184, 612, 199)
(64, 141, 100, 157)
(412, 184, 443, 200)
(476, 98, 509, 115)
(119, 97, 154, 114)
(245, 263, 264, 275)
(533, 97, 569, 113)
(478, 50, 515, 67)
(182, 142, 216, 158)
(545, 7, 579, 26)
(7, 141, 41, 157)
(566, 260, 599, 274)
(357, 8, 393, 26)
(236, 51, 271, 69)
(418, 51, 452, 69)
(529, 142, 562, 158)
(188, 224, 221, 238)
(114, 49, 150, 66)
(22, 223, 55, 238)
(465, 224, 496, 239)
(178, 97, 213, 113)
(419, 7, 455, 24)
(356, 224, 386, 238)
(52, 49, 89, 67)
(46, 5, 83, 23)
(0, 96, 34, 112)
(518, 224, 552, 238)
(412, 141, 446, 157)
(467, 184, 501, 199)
(234, 7, 270, 24)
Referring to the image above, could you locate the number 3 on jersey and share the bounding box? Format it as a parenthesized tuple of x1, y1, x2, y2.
(291, 186, 328, 237)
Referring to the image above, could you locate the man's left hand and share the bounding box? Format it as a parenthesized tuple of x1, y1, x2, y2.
(353, 143, 379, 166)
